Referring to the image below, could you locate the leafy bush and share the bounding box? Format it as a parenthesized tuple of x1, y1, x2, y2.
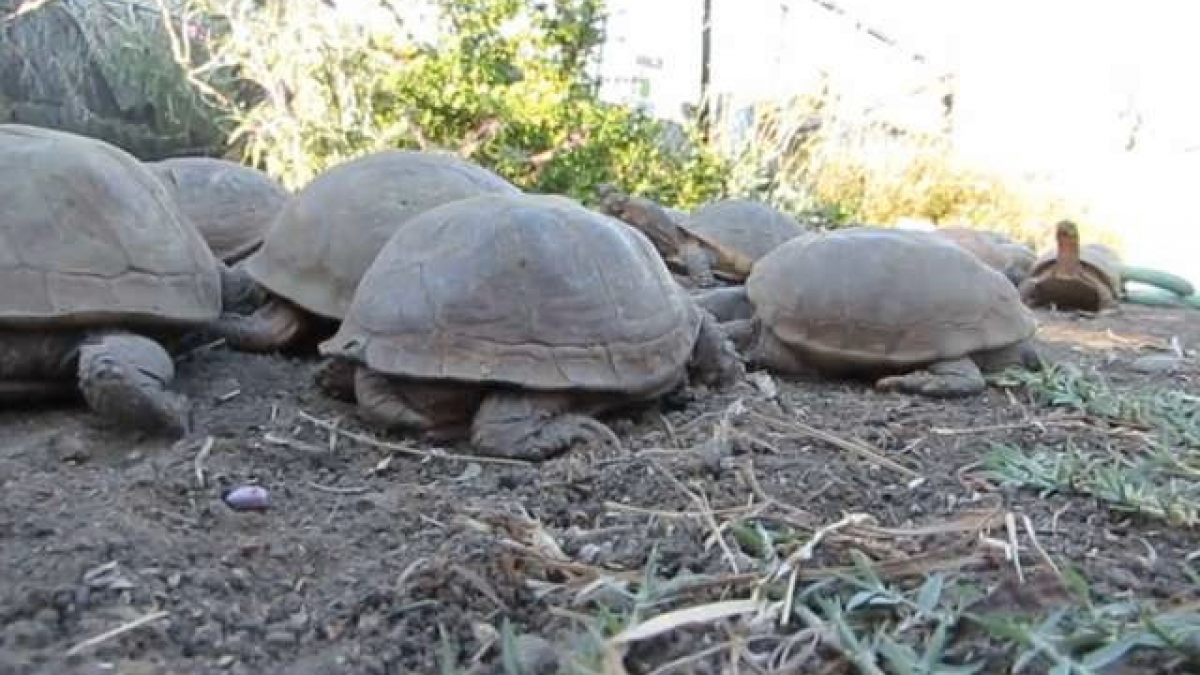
(175, 0, 727, 207)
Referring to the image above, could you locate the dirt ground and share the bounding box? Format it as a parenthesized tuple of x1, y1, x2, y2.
(2, 304, 1198, 675)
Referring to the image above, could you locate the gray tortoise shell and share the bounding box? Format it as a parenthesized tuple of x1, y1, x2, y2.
(747, 227, 1036, 370)
(322, 193, 702, 394)
(0, 124, 221, 328)
(243, 150, 521, 320)
(148, 156, 288, 264)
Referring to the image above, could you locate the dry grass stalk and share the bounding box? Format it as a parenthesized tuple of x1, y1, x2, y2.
(295, 410, 532, 467)
(748, 410, 922, 479)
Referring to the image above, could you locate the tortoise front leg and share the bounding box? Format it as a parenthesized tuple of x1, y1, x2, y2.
(76, 332, 191, 436)
(210, 296, 306, 353)
(471, 390, 620, 461)
(688, 309, 746, 388)
(875, 358, 986, 398)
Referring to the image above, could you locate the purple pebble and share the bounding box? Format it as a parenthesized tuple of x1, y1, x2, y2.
(223, 485, 269, 512)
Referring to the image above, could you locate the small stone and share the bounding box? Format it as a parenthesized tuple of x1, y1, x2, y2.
(223, 485, 269, 512)
(217, 655, 236, 669)
(265, 629, 294, 646)
(513, 634, 559, 675)
(1130, 354, 1184, 374)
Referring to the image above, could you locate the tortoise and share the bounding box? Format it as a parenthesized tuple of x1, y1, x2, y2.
(211, 150, 521, 356)
(1019, 220, 1123, 312)
(0, 124, 222, 435)
(596, 187, 805, 287)
(319, 192, 744, 460)
(710, 227, 1042, 397)
(146, 156, 287, 265)
(683, 198, 810, 279)
(933, 227, 1036, 286)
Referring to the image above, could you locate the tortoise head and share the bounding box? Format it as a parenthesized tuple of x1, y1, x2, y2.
(1053, 219, 1083, 274)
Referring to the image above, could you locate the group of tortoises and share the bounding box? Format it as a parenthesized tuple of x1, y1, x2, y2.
(0, 123, 1167, 460)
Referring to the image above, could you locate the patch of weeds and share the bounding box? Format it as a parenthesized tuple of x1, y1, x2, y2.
(984, 363, 1200, 525)
(981, 442, 1200, 525)
(799, 552, 1200, 674)
(992, 363, 1200, 447)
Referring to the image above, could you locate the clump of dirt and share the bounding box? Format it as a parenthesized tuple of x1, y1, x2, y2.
(1, 305, 1198, 674)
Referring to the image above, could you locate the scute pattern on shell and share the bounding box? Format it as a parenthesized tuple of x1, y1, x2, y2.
(243, 150, 521, 320)
(323, 194, 701, 394)
(747, 227, 1036, 370)
(148, 157, 287, 263)
(686, 198, 808, 260)
(0, 124, 221, 327)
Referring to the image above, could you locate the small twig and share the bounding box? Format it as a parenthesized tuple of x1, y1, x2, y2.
(1005, 512, 1025, 583)
(749, 411, 921, 479)
(65, 610, 169, 656)
(307, 481, 369, 496)
(606, 501, 758, 520)
(193, 436, 214, 489)
(295, 410, 531, 466)
(931, 415, 1087, 436)
(1022, 514, 1060, 576)
(648, 457, 742, 574)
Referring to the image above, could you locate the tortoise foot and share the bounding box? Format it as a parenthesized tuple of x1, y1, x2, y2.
(471, 391, 620, 461)
(77, 333, 191, 436)
(314, 357, 357, 402)
(875, 358, 986, 398)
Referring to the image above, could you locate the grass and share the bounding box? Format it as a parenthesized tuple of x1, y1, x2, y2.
(983, 363, 1200, 525)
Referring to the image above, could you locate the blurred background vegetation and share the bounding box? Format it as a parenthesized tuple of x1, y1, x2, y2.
(0, 0, 1092, 247)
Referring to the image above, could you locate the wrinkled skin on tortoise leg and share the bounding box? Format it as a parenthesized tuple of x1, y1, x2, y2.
(0, 331, 82, 404)
(471, 390, 624, 461)
(353, 368, 483, 438)
(77, 332, 191, 437)
(688, 309, 746, 388)
(210, 296, 307, 353)
(693, 285, 755, 322)
(314, 357, 357, 402)
(875, 358, 987, 398)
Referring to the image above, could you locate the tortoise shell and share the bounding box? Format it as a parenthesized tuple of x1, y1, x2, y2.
(685, 198, 808, 261)
(746, 227, 1036, 371)
(243, 150, 520, 320)
(322, 193, 701, 394)
(0, 124, 220, 328)
(148, 156, 287, 264)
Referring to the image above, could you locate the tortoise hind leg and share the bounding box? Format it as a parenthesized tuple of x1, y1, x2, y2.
(314, 357, 357, 402)
(354, 368, 481, 438)
(210, 296, 306, 353)
(875, 358, 986, 398)
(77, 333, 191, 436)
(471, 390, 621, 461)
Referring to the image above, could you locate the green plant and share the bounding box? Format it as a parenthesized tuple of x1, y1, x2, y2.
(173, 0, 727, 205)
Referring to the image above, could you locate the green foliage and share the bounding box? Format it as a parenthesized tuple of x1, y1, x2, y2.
(179, 0, 727, 205)
(379, 0, 726, 207)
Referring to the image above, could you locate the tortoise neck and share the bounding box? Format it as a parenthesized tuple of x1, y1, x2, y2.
(1055, 227, 1083, 273)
